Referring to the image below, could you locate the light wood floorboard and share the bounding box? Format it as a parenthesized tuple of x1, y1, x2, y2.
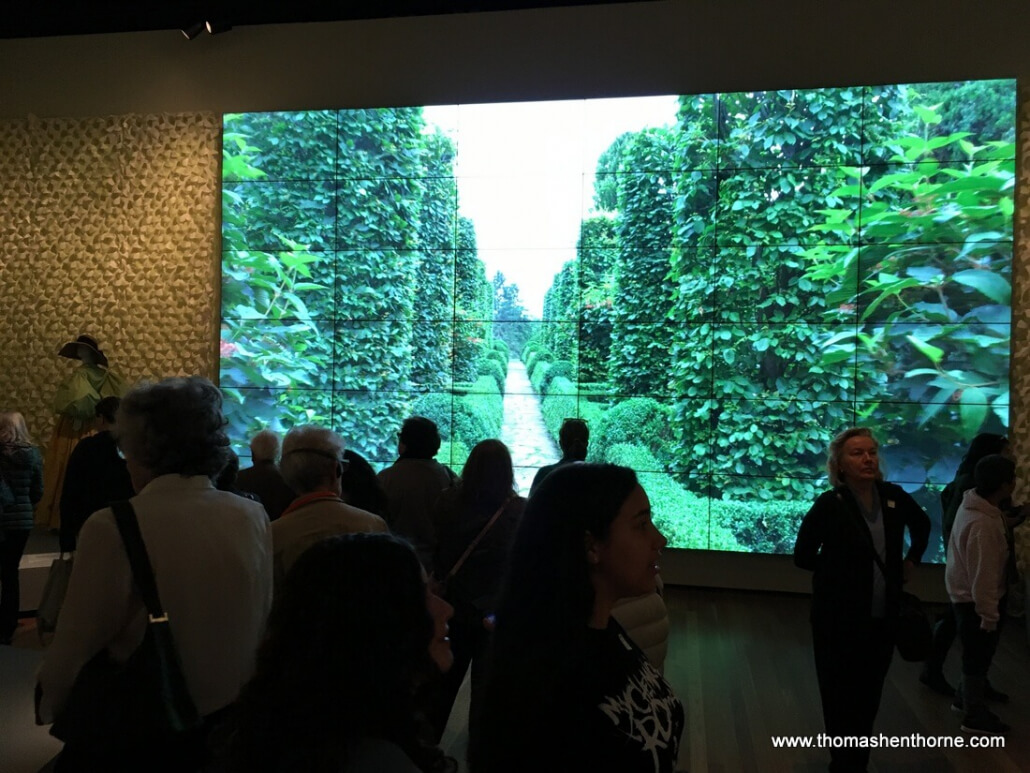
(663, 587, 1029, 772)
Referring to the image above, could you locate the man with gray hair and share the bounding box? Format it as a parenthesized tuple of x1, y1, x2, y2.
(271, 425, 387, 585)
(236, 429, 296, 520)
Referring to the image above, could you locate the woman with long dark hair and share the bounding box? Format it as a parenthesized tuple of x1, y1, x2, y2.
(0, 412, 44, 645)
(424, 439, 524, 742)
(341, 449, 389, 517)
(469, 463, 682, 773)
(219, 532, 456, 773)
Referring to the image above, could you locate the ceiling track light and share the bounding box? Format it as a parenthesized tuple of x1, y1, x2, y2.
(181, 21, 205, 40)
(205, 20, 233, 35)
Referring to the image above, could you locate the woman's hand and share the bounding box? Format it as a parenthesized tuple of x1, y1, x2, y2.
(902, 559, 915, 584)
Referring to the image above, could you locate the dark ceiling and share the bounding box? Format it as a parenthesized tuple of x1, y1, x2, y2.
(3, 1, 644, 39)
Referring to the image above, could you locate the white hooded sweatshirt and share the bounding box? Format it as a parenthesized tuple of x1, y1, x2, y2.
(945, 488, 1009, 631)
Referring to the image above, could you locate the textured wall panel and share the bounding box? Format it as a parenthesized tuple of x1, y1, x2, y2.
(1012, 86, 1030, 572)
(0, 113, 220, 448)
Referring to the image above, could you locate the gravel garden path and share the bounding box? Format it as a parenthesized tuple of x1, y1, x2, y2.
(499, 359, 559, 495)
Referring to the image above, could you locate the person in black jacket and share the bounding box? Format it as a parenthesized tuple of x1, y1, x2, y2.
(794, 427, 930, 773)
(0, 412, 44, 644)
(58, 396, 135, 553)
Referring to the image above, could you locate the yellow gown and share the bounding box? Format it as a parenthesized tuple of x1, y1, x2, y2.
(36, 364, 127, 531)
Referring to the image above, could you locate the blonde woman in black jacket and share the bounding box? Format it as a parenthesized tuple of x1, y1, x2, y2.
(794, 427, 930, 772)
(0, 411, 44, 644)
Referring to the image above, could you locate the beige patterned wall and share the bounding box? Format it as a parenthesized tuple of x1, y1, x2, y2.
(0, 113, 220, 446)
(1012, 88, 1030, 571)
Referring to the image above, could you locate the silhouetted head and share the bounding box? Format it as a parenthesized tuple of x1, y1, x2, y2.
(399, 416, 441, 459)
(558, 418, 589, 461)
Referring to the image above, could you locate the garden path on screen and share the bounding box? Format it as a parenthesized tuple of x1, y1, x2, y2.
(499, 358, 559, 495)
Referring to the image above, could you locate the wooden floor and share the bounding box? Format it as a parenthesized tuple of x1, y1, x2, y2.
(663, 586, 1030, 772)
(6, 585, 1027, 772)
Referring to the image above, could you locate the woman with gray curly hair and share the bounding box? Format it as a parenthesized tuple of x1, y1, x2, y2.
(37, 376, 273, 772)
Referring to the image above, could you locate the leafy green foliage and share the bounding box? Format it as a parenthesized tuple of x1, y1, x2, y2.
(803, 106, 1014, 481)
(454, 217, 494, 382)
(476, 358, 506, 394)
(610, 129, 677, 395)
(493, 271, 533, 355)
(708, 497, 807, 554)
(524, 346, 553, 379)
(577, 217, 619, 383)
(605, 444, 741, 550)
(530, 361, 552, 394)
(540, 377, 578, 439)
(411, 129, 459, 391)
(541, 260, 579, 365)
(222, 108, 495, 462)
(911, 80, 1016, 162)
(667, 87, 913, 501)
(541, 360, 575, 396)
(593, 397, 675, 465)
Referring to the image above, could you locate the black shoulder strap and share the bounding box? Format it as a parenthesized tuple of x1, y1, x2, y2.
(836, 485, 889, 579)
(110, 500, 168, 621)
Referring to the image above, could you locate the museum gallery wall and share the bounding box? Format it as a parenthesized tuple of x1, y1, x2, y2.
(0, 84, 1028, 560)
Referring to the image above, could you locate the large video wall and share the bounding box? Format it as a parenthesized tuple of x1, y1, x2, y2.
(220, 80, 1015, 557)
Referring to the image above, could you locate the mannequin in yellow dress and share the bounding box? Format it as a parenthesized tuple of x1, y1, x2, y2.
(36, 335, 126, 531)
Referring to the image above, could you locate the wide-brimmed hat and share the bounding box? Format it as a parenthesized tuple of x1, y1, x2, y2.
(58, 334, 109, 367)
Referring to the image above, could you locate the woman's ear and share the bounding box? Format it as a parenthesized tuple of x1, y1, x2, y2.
(584, 532, 601, 566)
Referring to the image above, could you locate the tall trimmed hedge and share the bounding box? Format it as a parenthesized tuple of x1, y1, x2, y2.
(454, 216, 494, 382)
(411, 129, 458, 391)
(667, 87, 912, 500)
(609, 128, 677, 395)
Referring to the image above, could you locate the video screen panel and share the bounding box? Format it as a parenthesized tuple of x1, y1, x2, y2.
(221, 80, 1016, 560)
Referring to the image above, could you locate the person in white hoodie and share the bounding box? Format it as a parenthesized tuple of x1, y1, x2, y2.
(945, 453, 1015, 736)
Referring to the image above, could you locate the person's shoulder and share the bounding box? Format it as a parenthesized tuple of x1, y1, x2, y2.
(2, 444, 42, 466)
(336, 501, 388, 529)
(208, 486, 271, 521)
(70, 433, 104, 453)
(878, 480, 921, 508)
(811, 487, 842, 508)
(505, 496, 527, 516)
(77, 504, 119, 541)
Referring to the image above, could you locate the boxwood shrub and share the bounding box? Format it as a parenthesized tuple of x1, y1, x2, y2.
(594, 397, 675, 467)
(491, 338, 510, 361)
(457, 375, 504, 442)
(484, 345, 509, 374)
(605, 443, 741, 551)
(530, 361, 552, 394)
(410, 392, 454, 440)
(541, 376, 577, 438)
(477, 357, 506, 394)
(541, 360, 575, 396)
(708, 497, 808, 555)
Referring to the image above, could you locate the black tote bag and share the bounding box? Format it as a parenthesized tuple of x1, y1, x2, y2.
(49, 500, 201, 753)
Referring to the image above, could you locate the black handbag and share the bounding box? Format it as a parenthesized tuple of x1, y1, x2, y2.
(866, 539, 932, 662)
(843, 487, 932, 662)
(49, 500, 201, 752)
(893, 590, 932, 662)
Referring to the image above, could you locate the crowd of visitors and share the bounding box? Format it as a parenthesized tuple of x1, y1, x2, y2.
(0, 372, 1023, 771)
